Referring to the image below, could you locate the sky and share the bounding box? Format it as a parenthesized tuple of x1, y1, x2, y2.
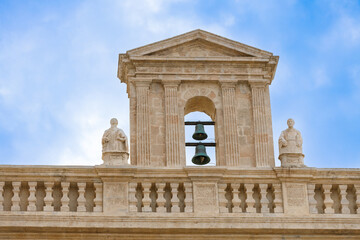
(0, 0, 360, 168)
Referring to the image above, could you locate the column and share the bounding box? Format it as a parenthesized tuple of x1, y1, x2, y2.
(259, 183, 270, 213)
(11, 182, 21, 211)
(43, 182, 54, 212)
(323, 184, 334, 214)
(142, 182, 152, 212)
(135, 80, 151, 166)
(77, 182, 87, 212)
(164, 81, 181, 167)
(170, 183, 180, 212)
(232, 183, 242, 213)
(250, 82, 271, 167)
(156, 183, 166, 213)
(339, 185, 350, 214)
(60, 182, 70, 212)
(28, 182, 37, 211)
(221, 82, 240, 166)
(244, 183, 256, 213)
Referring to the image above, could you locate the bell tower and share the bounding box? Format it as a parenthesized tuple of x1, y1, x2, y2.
(117, 29, 279, 168)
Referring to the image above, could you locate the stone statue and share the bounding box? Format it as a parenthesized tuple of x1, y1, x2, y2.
(278, 119, 305, 167)
(101, 118, 129, 165)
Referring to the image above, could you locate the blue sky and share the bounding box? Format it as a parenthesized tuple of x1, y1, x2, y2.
(0, 0, 360, 167)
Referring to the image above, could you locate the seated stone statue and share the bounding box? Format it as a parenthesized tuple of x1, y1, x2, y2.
(278, 118, 305, 167)
(101, 118, 129, 165)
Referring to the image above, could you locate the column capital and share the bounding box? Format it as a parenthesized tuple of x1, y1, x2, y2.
(162, 80, 181, 88)
(219, 80, 237, 89)
(131, 78, 152, 87)
(248, 80, 269, 88)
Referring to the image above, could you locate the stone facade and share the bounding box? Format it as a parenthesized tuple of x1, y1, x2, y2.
(119, 29, 278, 168)
(1, 30, 360, 239)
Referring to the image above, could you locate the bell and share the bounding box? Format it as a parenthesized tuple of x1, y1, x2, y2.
(192, 123, 208, 141)
(192, 144, 210, 165)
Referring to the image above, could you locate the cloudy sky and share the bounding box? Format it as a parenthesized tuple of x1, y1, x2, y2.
(0, 0, 360, 168)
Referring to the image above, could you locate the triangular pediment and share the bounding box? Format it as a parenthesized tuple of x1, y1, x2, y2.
(127, 29, 273, 59)
(145, 39, 253, 57)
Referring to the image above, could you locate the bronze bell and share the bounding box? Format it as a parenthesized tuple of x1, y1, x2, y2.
(192, 123, 208, 141)
(192, 144, 210, 165)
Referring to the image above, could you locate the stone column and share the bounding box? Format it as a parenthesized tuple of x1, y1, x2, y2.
(135, 80, 151, 166)
(250, 82, 271, 167)
(220, 82, 240, 166)
(164, 81, 181, 167)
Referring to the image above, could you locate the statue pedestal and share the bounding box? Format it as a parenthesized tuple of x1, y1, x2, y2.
(279, 153, 305, 168)
(102, 152, 129, 166)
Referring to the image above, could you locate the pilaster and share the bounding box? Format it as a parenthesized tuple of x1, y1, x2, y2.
(250, 82, 271, 167)
(135, 79, 152, 166)
(220, 81, 240, 166)
(163, 81, 182, 166)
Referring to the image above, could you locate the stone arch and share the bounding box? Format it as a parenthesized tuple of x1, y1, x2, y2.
(184, 96, 216, 121)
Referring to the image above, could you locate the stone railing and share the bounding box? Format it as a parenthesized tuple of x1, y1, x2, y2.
(307, 183, 360, 214)
(218, 182, 283, 213)
(1, 166, 360, 216)
(0, 181, 102, 212)
(0, 166, 103, 213)
(128, 181, 193, 213)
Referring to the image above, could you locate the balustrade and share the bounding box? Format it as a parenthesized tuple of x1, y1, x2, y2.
(129, 181, 193, 213)
(0, 180, 103, 213)
(308, 183, 360, 214)
(219, 182, 282, 213)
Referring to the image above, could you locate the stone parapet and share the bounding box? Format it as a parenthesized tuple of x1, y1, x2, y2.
(1, 165, 360, 236)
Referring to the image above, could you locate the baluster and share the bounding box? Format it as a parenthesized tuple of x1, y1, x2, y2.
(232, 183, 241, 213)
(93, 182, 103, 212)
(244, 183, 256, 213)
(218, 183, 228, 213)
(339, 185, 350, 214)
(0, 182, 4, 211)
(60, 182, 70, 212)
(323, 184, 334, 214)
(77, 183, 86, 212)
(170, 183, 180, 212)
(307, 184, 317, 214)
(156, 183, 166, 213)
(184, 182, 193, 213)
(142, 182, 152, 212)
(129, 182, 138, 212)
(355, 184, 360, 214)
(273, 183, 283, 213)
(27, 182, 37, 211)
(259, 183, 269, 213)
(43, 182, 54, 211)
(11, 182, 21, 211)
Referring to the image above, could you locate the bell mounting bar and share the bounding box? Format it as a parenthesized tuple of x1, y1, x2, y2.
(185, 142, 216, 147)
(184, 121, 215, 125)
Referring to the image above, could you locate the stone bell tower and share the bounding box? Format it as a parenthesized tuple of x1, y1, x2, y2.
(118, 29, 279, 168)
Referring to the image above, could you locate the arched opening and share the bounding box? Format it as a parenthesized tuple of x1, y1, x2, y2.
(184, 96, 216, 166)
